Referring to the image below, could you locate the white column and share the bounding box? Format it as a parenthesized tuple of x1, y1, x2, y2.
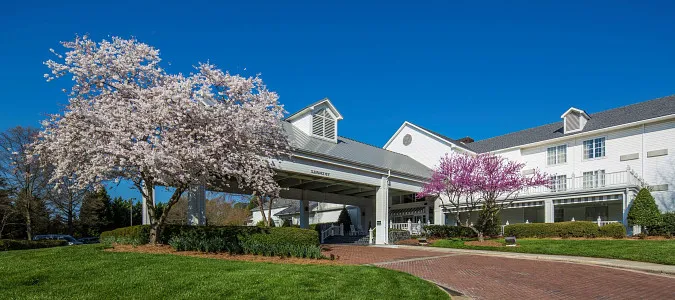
(299, 191, 309, 229)
(187, 184, 206, 225)
(141, 181, 155, 225)
(375, 175, 390, 244)
(544, 199, 554, 223)
(434, 197, 446, 225)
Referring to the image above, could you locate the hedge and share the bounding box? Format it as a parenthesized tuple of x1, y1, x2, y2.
(100, 225, 264, 245)
(504, 222, 597, 238)
(102, 225, 321, 258)
(649, 212, 675, 236)
(0, 239, 68, 251)
(504, 221, 627, 238)
(598, 223, 627, 239)
(423, 225, 477, 238)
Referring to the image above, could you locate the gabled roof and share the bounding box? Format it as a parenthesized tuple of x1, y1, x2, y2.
(283, 121, 432, 179)
(467, 95, 675, 153)
(285, 98, 343, 121)
(560, 107, 590, 119)
(274, 201, 318, 216)
(383, 121, 475, 152)
(250, 198, 296, 212)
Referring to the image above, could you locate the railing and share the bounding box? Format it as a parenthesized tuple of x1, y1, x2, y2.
(520, 170, 641, 196)
(320, 224, 344, 243)
(390, 220, 423, 235)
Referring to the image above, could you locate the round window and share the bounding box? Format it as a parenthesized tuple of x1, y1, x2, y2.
(402, 134, 412, 146)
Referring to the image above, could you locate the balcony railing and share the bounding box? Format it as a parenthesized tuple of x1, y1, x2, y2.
(520, 170, 642, 197)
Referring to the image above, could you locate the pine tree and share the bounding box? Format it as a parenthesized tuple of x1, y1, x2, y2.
(337, 207, 352, 233)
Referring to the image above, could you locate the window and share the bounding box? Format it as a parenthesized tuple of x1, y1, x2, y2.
(547, 145, 567, 165)
(311, 108, 336, 140)
(583, 170, 606, 188)
(583, 137, 605, 159)
(550, 175, 567, 192)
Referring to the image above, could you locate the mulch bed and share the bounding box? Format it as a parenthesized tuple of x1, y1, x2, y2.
(464, 240, 505, 247)
(105, 244, 345, 265)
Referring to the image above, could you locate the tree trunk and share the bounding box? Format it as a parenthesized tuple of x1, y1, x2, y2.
(267, 197, 274, 227)
(25, 195, 32, 241)
(147, 185, 185, 244)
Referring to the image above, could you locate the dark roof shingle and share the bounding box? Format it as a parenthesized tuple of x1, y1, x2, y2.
(467, 95, 675, 153)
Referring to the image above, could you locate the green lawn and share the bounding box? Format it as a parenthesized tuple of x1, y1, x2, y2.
(0, 245, 448, 300)
(432, 238, 675, 265)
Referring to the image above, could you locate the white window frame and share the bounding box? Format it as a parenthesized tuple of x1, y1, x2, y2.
(550, 175, 567, 192)
(583, 170, 606, 189)
(583, 137, 606, 160)
(547, 145, 567, 165)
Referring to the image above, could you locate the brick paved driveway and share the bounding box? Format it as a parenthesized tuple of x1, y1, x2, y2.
(323, 245, 675, 300)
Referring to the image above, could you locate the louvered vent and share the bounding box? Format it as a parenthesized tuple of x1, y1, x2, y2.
(565, 111, 581, 132)
(312, 108, 336, 141)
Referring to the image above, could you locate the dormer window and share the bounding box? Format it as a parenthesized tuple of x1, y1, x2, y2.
(312, 108, 337, 141)
(561, 107, 590, 134)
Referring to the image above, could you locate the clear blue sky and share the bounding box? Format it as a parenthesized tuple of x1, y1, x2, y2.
(2, 1, 674, 201)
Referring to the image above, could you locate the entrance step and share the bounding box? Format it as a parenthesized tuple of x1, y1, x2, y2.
(323, 234, 370, 245)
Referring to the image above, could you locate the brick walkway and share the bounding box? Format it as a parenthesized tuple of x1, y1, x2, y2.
(323, 245, 675, 300)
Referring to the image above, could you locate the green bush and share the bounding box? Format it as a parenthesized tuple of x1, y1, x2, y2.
(100, 225, 263, 245)
(598, 223, 627, 239)
(0, 239, 68, 251)
(100, 225, 150, 245)
(504, 221, 599, 238)
(423, 225, 477, 238)
(240, 227, 322, 258)
(628, 188, 662, 229)
(102, 225, 321, 258)
(649, 212, 675, 237)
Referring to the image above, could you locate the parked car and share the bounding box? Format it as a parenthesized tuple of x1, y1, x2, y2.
(77, 237, 100, 244)
(33, 234, 83, 245)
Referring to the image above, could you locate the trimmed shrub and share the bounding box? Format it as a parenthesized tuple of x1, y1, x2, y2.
(100, 225, 263, 245)
(628, 188, 662, 230)
(240, 227, 322, 258)
(423, 225, 477, 238)
(102, 225, 321, 258)
(100, 225, 150, 245)
(649, 212, 675, 237)
(504, 221, 599, 238)
(598, 223, 627, 239)
(0, 239, 68, 251)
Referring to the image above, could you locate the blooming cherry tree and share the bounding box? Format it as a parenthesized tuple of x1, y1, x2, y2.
(419, 153, 549, 241)
(33, 36, 291, 243)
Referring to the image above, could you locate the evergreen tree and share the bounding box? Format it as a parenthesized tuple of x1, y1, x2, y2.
(337, 207, 352, 233)
(628, 188, 662, 233)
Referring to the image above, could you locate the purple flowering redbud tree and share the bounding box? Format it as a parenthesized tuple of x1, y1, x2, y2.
(419, 153, 550, 242)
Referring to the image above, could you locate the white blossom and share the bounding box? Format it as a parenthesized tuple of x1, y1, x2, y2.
(33, 35, 291, 201)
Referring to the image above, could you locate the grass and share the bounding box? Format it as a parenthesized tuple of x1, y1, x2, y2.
(0, 245, 448, 300)
(431, 238, 675, 265)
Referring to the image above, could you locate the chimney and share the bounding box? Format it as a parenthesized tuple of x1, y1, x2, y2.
(457, 136, 474, 144)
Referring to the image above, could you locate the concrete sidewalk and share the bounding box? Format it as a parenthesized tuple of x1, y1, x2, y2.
(374, 244, 675, 276)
